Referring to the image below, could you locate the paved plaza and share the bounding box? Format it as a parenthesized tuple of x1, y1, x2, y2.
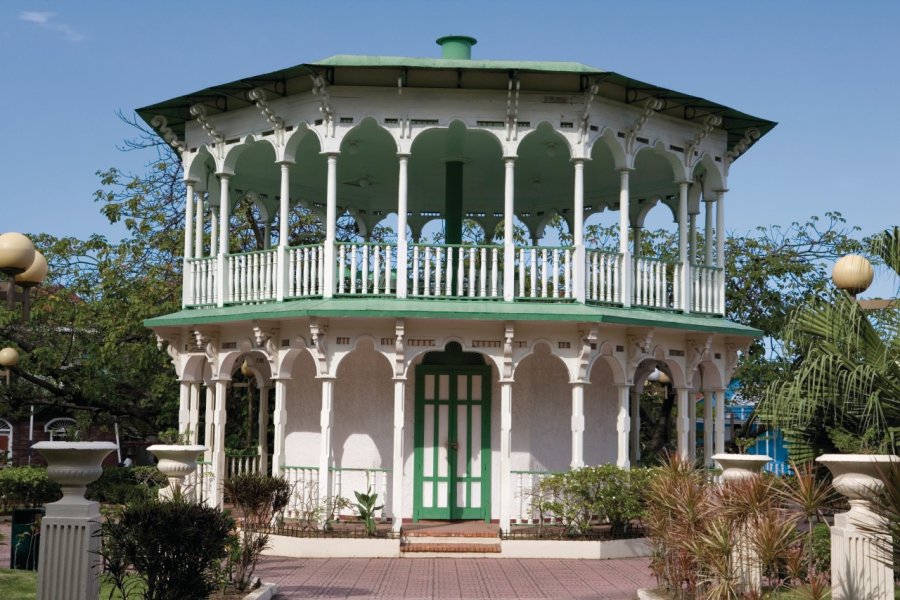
(256, 556, 656, 599)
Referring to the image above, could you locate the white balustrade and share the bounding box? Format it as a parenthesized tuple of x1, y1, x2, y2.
(337, 243, 396, 295)
(632, 257, 675, 309)
(332, 468, 391, 520)
(283, 466, 320, 520)
(225, 249, 278, 304)
(691, 265, 724, 315)
(410, 244, 501, 299)
(515, 247, 573, 299)
(511, 470, 558, 524)
(226, 454, 260, 477)
(186, 257, 218, 306)
(585, 250, 622, 304)
(286, 244, 325, 298)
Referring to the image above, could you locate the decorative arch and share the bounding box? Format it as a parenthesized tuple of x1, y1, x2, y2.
(330, 335, 394, 375)
(512, 339, 568, 379)
(44, 417, 77, 441)
(587, 342, 627, 386)
(587, 127, 628, 169)
(283, 123, 323, 163)
(634, 141, 687, 184)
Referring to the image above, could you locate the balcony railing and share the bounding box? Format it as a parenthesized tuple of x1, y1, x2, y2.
(182, 242, 726, 316)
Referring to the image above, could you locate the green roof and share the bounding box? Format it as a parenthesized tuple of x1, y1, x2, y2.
(137, 53, 775, 156)
(144, 297, 762, 337)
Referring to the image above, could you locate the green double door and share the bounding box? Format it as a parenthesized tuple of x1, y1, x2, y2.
(413, 364, 491, 521)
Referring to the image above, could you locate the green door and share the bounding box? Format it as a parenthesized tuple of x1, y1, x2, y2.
(414, 362, 491, 521)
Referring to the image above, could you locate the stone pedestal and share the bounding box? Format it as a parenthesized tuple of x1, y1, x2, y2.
(147, 444, 207, 501)
(33, 441, 117, 600)
(712, 453, 772, 594)
(817, 454, 898, 600)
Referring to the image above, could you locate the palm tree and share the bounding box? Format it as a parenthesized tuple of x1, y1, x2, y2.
(758, 226, 899, 462)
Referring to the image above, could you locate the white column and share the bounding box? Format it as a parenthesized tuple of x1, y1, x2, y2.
(218, 174, 231, 255)
(396, 155, 409, 299)
(675, 387, 690, 461)
(503, 158, 516, 301)
(258, 384, 269, 475)
(391, 378, 406, 532)
(278, 162, 291, 245)
(703, 389, 714, 466)
(323, 154, 338, 298)
(615, 384, 631, 468)
(677, 181, 690, 313)
(318, 377, 335, 524)
(630, 386, 641, 464)
(194, 194, 204, 259)
(688, 213, 697, 265)
(188, 383, 200, 445)
(572, 158, 586, 303)
(570, 383, 585, 468)
(184, 181, 195, 261)
(714, 388, 726, 455)
(177, 380, 191, 434)
(272, 379, 288, 476)
(704, 198, 714, 266)
(499, 381, 513, 532)
(209, 206, 218, 258)
(715, 191, 726, 269)
(212, 379, 229, 508)
(688, 388, 697, 461)
(618, 169, 632, 307)
(203, 384, 215, 462)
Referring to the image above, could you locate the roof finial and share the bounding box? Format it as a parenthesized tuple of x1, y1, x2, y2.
(436, 35, 477, 60)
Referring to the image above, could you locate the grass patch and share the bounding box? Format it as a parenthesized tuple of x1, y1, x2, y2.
(0, 570, 36, 599)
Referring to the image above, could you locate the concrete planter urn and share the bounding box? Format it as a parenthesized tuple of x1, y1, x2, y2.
(32, 441, 117, 600)
(34, 441, 118, 504)
(147, 444, 206, 499)
(816, 454, 899, 600)
(712, 453, 771, 482)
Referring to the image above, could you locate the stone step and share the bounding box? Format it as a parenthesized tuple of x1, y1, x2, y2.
(401, 541, 501, 554)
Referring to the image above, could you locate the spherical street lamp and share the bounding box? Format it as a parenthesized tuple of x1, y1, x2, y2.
(832, 254, 874, 297)
(0, 347, 19, 367)
(0, 232, 48, 320)
(0, 233, 36, 276)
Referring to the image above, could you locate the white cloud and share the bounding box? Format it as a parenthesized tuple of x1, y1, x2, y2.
(18, 11, 84, 42)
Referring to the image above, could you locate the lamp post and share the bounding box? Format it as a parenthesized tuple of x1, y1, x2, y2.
(0, 231, 47, 382)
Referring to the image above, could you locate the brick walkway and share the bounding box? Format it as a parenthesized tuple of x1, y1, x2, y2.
(255, 556, 656, 599)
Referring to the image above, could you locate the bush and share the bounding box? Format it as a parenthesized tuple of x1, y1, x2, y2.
(0, 466, 62, 510)
(101, 499, 234, 600)
(538, 465, 650, 536)
(87, 467, 167, 505)
(224, 473, 291, 591)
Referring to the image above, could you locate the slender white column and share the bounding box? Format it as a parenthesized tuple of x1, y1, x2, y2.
(279, 162, 291, 245)
(615, 384, 631, 468)
(323, 154, 338, 298)
(688, 388, 697, 460)
(503, 158, 516, 301)
(703, 389, 714, 466)
(630, 386, 641, 464)
(203, 384, 215, 462)
(716, 191, 726, 269)
(195, 194, 204, 258)
(570, 383, 585, 469)
(258, 385, 269, 475)
(184, 181, 195, 261)
(714, 388, 726, 455)
(704, 198, 714, 266)
(209, 207, 218, 258)
(572, 159, 586, 302)
(272, 379, 288, 476)
(396, 155, 409, 299)
(188, 383, 200, 445)
(212, 379, 229, 507)
(688, 213, 697, 265)
(178, 381, 191, 434)
(318, 377, 335, 524)
(675, 387, 690, 461)
(391, 378, 406, 532)
(618, 169, 632, 307)
(678, 181, 690, 313)
(499, 381, 513, 532)
(218, 174, 231, 255)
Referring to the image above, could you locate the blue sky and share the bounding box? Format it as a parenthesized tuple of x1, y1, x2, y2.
(2, 1, 898, 292)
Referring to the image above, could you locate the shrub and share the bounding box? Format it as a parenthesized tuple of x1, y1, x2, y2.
(224, 473, 291, 592)
(0, 466, 62, 510)
(87, 467, 167, 505)
(100, 499, 234, 600)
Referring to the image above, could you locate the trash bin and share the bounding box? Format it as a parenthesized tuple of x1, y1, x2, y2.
(9, 507, 43, 570)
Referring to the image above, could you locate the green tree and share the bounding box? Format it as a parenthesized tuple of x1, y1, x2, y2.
(758, 226, 899, 461)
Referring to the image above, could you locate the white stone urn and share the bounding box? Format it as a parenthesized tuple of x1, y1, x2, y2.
(147, 444, 206, 498)
(816, 454, 898, 511)
(712, 453, 772, 482)
(33, 441, 118, 505)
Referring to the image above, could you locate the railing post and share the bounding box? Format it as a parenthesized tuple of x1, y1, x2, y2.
(572, 158, 586, 303)
(323, 153, 338, 299)
(503, 158, 516, 301)
(618, 169, 632, 307)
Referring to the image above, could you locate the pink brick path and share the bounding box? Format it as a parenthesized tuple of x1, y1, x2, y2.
(255, 556, 656, 599)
